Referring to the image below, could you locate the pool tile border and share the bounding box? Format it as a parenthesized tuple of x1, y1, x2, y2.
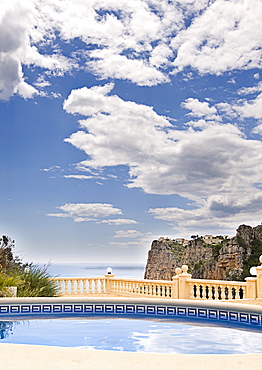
(1, 300, 262, 328)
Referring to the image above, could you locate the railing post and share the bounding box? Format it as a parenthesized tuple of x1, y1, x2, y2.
(245, 277, 257, 299)
(256, 256, 262, 298)
(172, 267, 181, 298)
(104, 272, 114, 294)
(178, 265, 192, 299)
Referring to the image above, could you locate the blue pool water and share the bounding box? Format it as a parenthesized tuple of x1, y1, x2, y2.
(1, 318, 262, 354)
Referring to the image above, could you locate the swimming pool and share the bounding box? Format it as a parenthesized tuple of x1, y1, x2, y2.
(0, 297, 261, 354)
(1, 317, 262, 354)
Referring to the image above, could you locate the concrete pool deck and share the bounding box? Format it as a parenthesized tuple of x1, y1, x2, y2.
(1, 344, 262, 370)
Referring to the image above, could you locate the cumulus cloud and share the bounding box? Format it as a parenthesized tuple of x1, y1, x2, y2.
(2, 1, 262, 98)
(172, 0, 262, 74)
(110, 231, 154, 248)
(149, 191, 262, 235)
(63, 175, 95, 180)
(63, 83, 262, 233)
(63, 83, 171, 169)
(252, 124, 262, 135)
(237, 81, 262, 95)
(181, 98, 220, 120)
(232, 93, 262, 119)
(114, 230, 142, 238)
(100, 219, 138, 225)
(47, 202, 122, 222)
(0, 0, 74, 100)
(40, 165, 61, 172)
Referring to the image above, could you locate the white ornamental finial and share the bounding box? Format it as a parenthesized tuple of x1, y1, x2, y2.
(181, 265, 188, 274)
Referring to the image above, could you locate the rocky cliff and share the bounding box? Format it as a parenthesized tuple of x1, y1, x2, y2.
(144, 224, 262, 281)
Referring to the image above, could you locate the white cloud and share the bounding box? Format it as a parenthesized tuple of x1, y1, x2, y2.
(47, 202, 122, 222)
(2, 1, 262, 99)
(149, 191, 262, 235)
(100, 219, 138, 225)
(40, 165, 61, 172)
(237, 81, 262, 95)
(110, 231, 155, 248)
(0, 0, 73, 100)
(231, 93, 262, 119)
(172, 0, 262, 74)
(181, 98, 220, 120)
(63, 83, 262, 233)
(64, 83, 171, 168)
(114, 230, 142, 238)
(63, 175, 103, 180)
(252, 123, 262, 135)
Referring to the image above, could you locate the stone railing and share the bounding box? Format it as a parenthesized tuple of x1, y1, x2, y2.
(51, 275, 174, 298)
(50, 256, 262, 301)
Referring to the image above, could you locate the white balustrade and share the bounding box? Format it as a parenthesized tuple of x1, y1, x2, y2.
(51, 277, 107, 296)
(50, 261, 262, 301)
(188, 279, 246, 300)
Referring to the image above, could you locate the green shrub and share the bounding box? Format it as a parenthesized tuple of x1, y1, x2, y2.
(0, 273, 21, 297)
(17, 265, 57, 297)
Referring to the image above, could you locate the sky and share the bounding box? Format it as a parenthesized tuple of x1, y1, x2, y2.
(1, 0, 262, 264)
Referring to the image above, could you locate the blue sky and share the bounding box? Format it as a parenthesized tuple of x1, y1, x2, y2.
(1, 0, 262, 264)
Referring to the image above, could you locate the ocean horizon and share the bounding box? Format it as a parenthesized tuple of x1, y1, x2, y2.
(44, 262, 145, 279)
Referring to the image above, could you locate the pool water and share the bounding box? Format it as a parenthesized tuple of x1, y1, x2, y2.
(1, 318, 262, 354)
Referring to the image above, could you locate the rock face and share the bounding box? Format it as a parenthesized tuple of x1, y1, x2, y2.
(144, 224, 262, 281)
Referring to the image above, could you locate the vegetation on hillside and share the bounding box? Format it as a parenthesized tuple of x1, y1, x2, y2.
(0, 235, 56, 297)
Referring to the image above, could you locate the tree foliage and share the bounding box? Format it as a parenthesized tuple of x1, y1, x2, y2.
(0, 235, 56, 297)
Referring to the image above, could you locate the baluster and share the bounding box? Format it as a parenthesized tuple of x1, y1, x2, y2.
(58, 280, 63, 295)
(241, 286, 246, 299)
(97, 279, 101, 294)
(89, 279, 93, 293)
(87, 279, 91, 294)
(76, 279, 81, 294)
(234, 285, 240, 299)
(71, 279, 76, 294)
(152, 284, 156, 297)
(220, 286, 226, 300)
(83, 279, 87, 294)
(64, 280, 69, 295)
(227, 286, 232, 300)
(213, 285, 219, 300)
(94, 279, 98, 294)
(195, 284, 199, 299)
(204, 285, 209, 299)
(100, 279, 105, 293)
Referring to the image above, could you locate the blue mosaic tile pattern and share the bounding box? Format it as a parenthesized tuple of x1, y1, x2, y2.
(0, 303, 261, 327)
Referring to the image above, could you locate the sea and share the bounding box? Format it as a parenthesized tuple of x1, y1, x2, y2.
(43, 263, 145, 280)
